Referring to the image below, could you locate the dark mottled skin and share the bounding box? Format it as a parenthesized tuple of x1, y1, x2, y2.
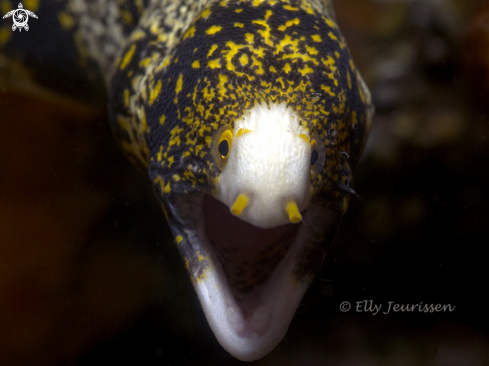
(0, 0, 372, 287)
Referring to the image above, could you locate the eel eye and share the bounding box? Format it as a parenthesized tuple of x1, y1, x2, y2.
(211, 125, 234, 170)
(310, 132, 326, 177)
(219, 139, 229, 159)
(310, 148, 319, 166)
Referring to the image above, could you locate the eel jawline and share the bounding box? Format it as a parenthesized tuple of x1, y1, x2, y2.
(169, 193, 333, 361)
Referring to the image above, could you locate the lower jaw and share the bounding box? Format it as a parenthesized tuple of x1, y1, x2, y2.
(190, 195, 312, 360)
(168, 191, 335, 361)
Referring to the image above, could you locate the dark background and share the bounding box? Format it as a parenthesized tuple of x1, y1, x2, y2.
(1, 0, 488, 365)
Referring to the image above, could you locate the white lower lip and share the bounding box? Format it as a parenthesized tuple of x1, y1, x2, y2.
(192, 207, 312, 362)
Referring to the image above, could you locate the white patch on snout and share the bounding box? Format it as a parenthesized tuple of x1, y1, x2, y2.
(216, 102, 311, 228)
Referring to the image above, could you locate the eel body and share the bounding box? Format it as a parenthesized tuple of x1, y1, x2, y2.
(0, 0, 373, 361)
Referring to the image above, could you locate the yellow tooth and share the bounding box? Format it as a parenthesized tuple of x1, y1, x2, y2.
(286, 201, 302, 224)
(230, 194, 248, 216)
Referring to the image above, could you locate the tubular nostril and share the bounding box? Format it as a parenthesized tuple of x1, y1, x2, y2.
(230, 193, 249, 216)
(285, 201, 302, 224)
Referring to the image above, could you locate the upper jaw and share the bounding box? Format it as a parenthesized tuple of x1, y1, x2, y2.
(163, 192, 340, 361)
(215, 101, 311, 229)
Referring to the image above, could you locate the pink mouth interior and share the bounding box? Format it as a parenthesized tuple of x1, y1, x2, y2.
(202, 194, 297, 319)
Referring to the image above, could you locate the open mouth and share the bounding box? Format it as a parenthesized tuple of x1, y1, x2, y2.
(166, 192, 336, 361)
(203, 194, 299, 332)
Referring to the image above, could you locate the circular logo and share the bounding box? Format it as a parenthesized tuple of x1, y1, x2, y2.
(339, 301, 351, 312)
(12, 8, 29, 29)
(2, 3, 38, 32)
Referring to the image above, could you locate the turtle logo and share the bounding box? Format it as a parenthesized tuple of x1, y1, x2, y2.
(2, 3, 38, 32)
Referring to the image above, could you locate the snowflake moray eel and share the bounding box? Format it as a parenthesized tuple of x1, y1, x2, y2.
(0, 0, 373, 361)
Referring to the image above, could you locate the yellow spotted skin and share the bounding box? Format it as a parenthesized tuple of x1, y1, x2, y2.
(1, 0, 372, 285)
(110, 0, 370, 192)
(107, 0, 373, 281)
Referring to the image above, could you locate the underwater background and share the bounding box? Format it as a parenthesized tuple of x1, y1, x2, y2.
(1, 0, 488, 364)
